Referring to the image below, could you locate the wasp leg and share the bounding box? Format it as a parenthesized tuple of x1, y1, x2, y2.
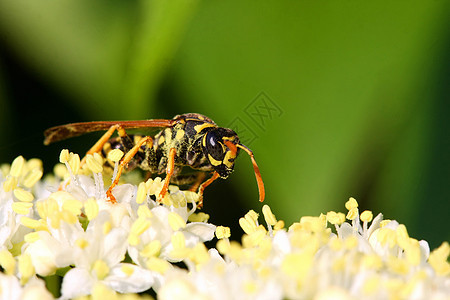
(81, 124, 129, 165)
(189, 172, 207, 192)
(106, 136, 153, 203)
(197, 171, 220, 208)
(158, 148, 176, 201)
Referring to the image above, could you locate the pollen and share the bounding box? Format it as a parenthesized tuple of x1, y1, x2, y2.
(62, 198, 83, 216)
(137, 204, 153, 218)
(84, 198, 99, 220)
(380, 219, 391, 227)
(103, 221, 112, 235)
(86, 154, 103, 174)
(346, 207, 358, 220)
(0, 249, 16, 275)
(242, 229, 267, 248)
(128, 235, 140, 246)
(262, 205, 277, 226)
(360, 210, 373, 222)
(68, 153, 81, 175)
(245, 210, 259, 223)
(12, 201, 33, 215)
(215, 226, 231, 239)
(362, 276, 381, 295)
(76, 238, 89, 249)
(188, 212, 210, 222)
(53, 164, 68, 178)
(36, 198, 59, 219)
(428, 242, 450, 276)
(121, 264, 135, 276)
(274, 220, 285, 230)
(136, 182, 148, 204)
(216, 239, 231, 255)
(92, 259, 110, 280)
(141, 240, 162, 258)
(345, 197, 358, 210)
(13, 188, 34, 202)
(107, 149, 124, 163)
(3, 176, 17, 192)
(326, 211, 346, 225)
(344, 236, 358, 249)
(189, 243, 210, 266)
(183, 190, 200, 204)
(59, 149, 70, 163)
(146, 257, 171, 275)
(171, 232, 186, 250)
(60, 210, 78, 225)
(281, 253, 313, 281)
(130, 217, 151, 237)
(239, 217, 257, 235)
(361, 254, 383, 270)
(18, 254, 35, 284)
(10, 155, 25, 177)
(387, 257, 410, 275)
(168, 212, 186, 231)
(23, 168, 43, 188)
(21, 217, 43, 230)
(91, 284, 116, 299)
(243, 281, 258, 294)
(377, 227, 397, 248)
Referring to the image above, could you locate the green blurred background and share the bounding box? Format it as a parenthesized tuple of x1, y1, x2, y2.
(0, 0, 449, 248)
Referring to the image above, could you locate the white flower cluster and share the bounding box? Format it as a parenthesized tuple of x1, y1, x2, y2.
(0, 154, 449, 299)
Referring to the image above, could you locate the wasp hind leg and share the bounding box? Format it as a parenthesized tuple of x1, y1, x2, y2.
(81, 124, 130, 165)
(106, 136, 153, 203)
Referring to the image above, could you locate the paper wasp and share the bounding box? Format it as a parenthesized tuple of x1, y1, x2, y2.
(44, 113, 265, 205)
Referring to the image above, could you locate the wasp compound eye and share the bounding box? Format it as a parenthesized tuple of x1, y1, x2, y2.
(205, 131, 225, 161)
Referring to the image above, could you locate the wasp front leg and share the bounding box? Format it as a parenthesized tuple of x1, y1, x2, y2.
(196, 172, 220, 208)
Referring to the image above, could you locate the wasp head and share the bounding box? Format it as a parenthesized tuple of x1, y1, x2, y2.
(202, 128, 240, 179)
(202, 127, 265, 202)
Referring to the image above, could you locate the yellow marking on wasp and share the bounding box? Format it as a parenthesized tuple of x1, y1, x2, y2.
(134, 135, 144, 144)
(194, 123, 215, 133)
(175, 129, 185, 141)
(164, 128, 172, 144)
(158, 135, 165, 145)
(202, 134, 207, 147)
(224, 151, 237, 168)
(117, 127, 127, 137)
(102, 142, 112, 153)
(208, 154, 222, 166)
(222, 136, 236, 141)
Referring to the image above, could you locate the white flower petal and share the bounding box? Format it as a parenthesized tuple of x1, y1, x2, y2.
(60, 268, 94, 299)
(106, 263, 156, 293)
(184, 222, 216, 242)
(0, 273, 22, 300)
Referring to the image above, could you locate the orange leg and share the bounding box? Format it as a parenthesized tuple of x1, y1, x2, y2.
(106, 136, 153, 203)
(158, 148, 176, 201)
(188, 172, 207, 192)
(81, 124, 127, 165)
(197, 171, 220, 208)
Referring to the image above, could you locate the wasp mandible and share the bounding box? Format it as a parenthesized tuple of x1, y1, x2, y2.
(44, 113, 265, 205)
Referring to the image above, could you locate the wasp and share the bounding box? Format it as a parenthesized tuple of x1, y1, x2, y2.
(44, 113, 265, 205)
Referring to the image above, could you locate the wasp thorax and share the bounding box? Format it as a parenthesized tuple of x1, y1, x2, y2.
(202, 128, 240, 178)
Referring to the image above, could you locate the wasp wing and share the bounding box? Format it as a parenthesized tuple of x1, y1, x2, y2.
(44, 119, 175, 145)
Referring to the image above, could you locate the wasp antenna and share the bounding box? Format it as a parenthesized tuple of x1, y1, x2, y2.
(236, 144, 265, 202)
